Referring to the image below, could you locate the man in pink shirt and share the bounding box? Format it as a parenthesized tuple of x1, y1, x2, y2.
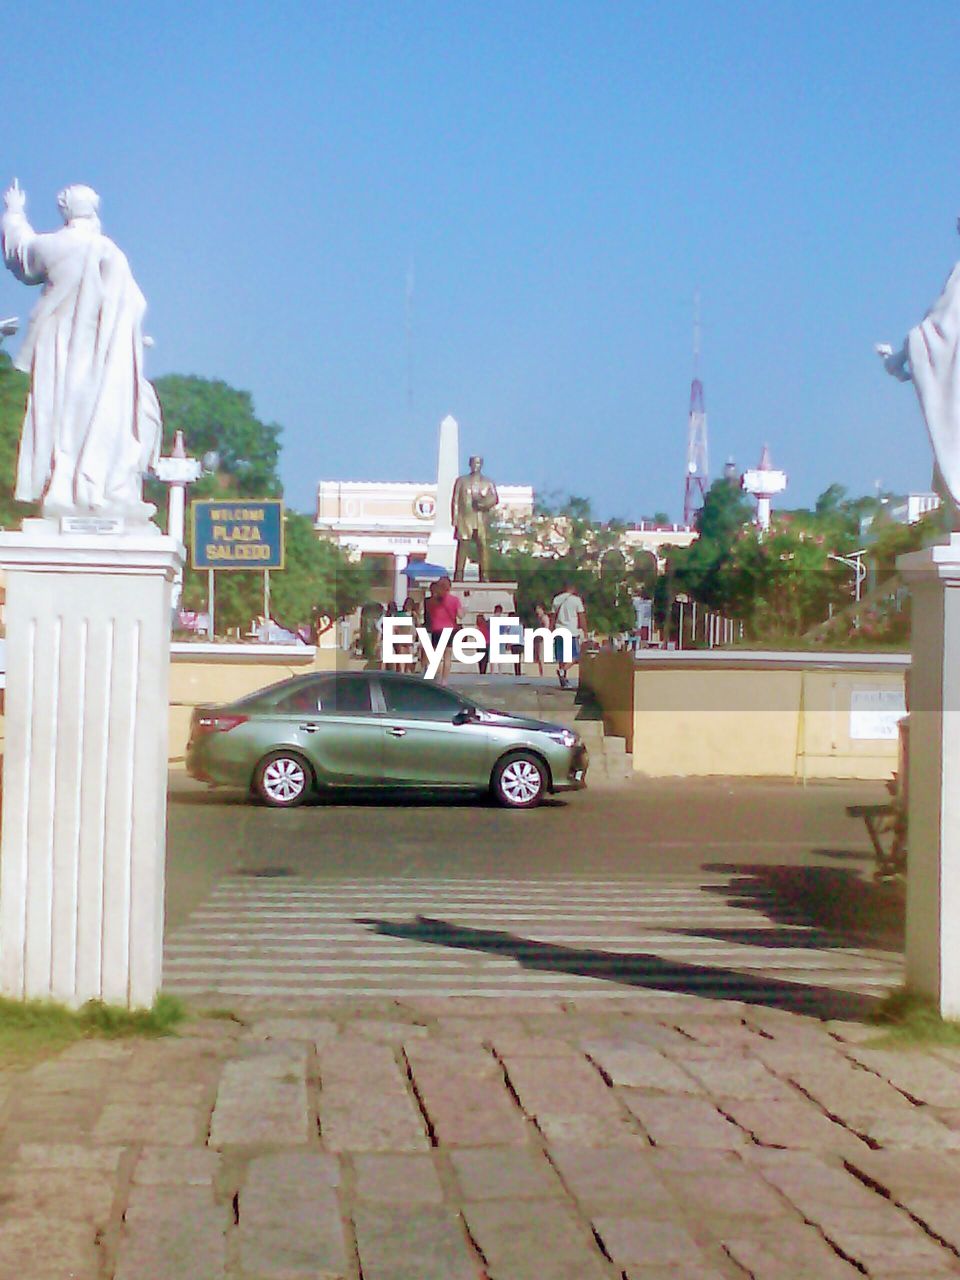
(424, 576, 462, 684)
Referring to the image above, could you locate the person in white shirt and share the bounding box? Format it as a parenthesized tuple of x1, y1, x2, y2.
(551, 582, 586, 689)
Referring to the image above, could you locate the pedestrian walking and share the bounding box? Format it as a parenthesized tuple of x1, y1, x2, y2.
(393, 596, 419, 671)
(533, 602, 552, 676)
(381, 602, 401, 670)
(492, 604, 523, 676)
(423, 576, 462, 684)
(476, 612, 491, 675)
(551, 581, 586, 689)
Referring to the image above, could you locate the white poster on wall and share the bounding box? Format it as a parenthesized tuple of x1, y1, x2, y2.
(849, 688, 906, 741)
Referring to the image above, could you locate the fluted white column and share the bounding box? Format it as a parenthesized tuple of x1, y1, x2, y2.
(0, 521, 182, 1007)
(899, 534, 960, 1016)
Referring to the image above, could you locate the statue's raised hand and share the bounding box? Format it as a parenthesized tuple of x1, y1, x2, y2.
(3, 178, 26, 214)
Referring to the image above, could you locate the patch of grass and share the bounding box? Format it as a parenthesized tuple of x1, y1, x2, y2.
(0, 993, 186, 1069)
(74, 993, 186, 1037)
(867, 989, 960, 1046)
(200, 1007, 244, 1023)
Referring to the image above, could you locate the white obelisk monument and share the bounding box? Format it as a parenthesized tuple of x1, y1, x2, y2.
(426, 413, 459, 573)
(0, 179, 181, 1007)
(879, 216, 960, 1015)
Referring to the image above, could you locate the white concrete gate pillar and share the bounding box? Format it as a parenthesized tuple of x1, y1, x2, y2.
(0, 521, 182, 1007)
(899, 534, 960, 1016)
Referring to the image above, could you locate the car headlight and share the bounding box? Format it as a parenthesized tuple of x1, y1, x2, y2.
(546, 729, 577, 748)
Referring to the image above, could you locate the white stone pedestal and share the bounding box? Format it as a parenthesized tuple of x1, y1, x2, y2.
(0, 522, 182, 1007)
(898, 535, 960, 1016)
(453, 580, 518, 624)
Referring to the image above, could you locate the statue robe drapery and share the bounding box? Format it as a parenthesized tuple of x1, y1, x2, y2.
(1, 212, 161, 514)
(907, 261, 960, 509)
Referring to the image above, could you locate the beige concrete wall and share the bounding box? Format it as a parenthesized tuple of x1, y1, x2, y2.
(0, 645, 341, 759)
(796, 669, 904, 781)
(583, 652, 905, 780)
(580, 651, 635, 750)
(632, 667, 804, 778)
(168, 645, 340, 760)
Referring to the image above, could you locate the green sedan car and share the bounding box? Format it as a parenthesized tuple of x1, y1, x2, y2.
(186, 671, 588, 809)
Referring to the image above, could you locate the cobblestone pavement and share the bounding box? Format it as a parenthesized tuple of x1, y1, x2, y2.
(6, 996, 960, 1278)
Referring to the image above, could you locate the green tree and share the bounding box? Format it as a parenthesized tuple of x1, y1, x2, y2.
(153, 375, 282, 498)
(151, 375, 368, 633)
(667, 479, 754, 616)
(0, 351, 35, 528)
(269, 514, 371, 627)
(630, 549, 659, 594)
(491, 526, 636, 636)
(814, 482, 848, 518)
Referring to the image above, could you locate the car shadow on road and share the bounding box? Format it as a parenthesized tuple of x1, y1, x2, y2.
(355, 914, 880, 1020)
(168, 789, 252, 807)
(168, 788, 568, 810)
(698, 863, 904, 953)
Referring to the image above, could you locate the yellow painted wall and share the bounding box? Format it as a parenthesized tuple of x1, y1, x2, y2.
(580, 651, 635, 750)
(168, 645, 341, 760)
(796, 670, 904, 781)
(0, 644, 346, 761)
(632, 668, 804, 777)
(583, 652, 905, 780)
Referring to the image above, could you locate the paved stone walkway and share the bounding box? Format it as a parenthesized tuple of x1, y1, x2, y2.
(5, 995, 960, 1278)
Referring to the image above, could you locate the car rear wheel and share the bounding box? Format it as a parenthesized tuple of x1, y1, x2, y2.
(492, 751, 547, 809)
(254, 750, 313, 808)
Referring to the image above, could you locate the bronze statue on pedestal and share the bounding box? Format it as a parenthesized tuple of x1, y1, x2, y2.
(452, 455, 498, 581)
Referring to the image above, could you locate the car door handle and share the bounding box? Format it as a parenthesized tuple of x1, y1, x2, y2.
(299, 723, 320, 733)
(387, 727, 407, 737)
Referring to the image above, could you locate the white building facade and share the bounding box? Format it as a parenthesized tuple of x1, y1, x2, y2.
(315, 480, 535, 603)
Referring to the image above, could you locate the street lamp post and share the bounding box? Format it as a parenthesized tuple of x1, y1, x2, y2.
(675, 593, 689, 650)
(828, 550, 867, 623)
(152, 431, 203, 613)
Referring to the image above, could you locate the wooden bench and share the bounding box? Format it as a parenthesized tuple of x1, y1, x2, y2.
(847, 802, 906, 879)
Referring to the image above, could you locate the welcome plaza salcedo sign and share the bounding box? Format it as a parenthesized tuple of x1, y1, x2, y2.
(191, 499, 285, 569)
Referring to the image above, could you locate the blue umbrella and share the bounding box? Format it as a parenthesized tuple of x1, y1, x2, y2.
(402, 561, 449, 580)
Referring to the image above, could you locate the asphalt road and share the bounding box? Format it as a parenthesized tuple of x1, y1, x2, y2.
(165, 772, 895, 939)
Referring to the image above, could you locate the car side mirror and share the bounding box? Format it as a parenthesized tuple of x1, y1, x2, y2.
(452, 708, 475, 725)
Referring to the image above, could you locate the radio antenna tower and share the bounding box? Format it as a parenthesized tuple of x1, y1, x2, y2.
(683, 292, 710, 527)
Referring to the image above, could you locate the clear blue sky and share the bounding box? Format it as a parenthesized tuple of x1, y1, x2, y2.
(3, 1, 959, 520)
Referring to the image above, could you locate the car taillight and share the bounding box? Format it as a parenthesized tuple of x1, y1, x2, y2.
(194, 713, 249, 735)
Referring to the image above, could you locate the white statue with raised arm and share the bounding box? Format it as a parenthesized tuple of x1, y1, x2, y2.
(877, 216, 960, 525)
(1, 179, 162, 520)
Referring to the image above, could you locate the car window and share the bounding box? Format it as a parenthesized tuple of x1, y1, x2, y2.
(382, 678, 465, 722)
(330, 676, 374, 714)
(275, 676, 373, 715)
(274, 682, 324, 714)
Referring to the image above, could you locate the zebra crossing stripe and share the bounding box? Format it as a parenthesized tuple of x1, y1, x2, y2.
(162, 875, 902, 1002)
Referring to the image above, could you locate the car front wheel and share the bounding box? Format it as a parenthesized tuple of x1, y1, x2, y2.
(492, 751, 547, 809)
(254, 750, 313, 808)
